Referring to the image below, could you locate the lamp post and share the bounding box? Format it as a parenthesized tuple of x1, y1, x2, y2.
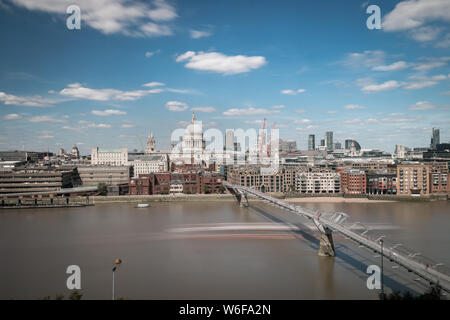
(379, 239, 384, 299)
(112, 258, 122, 300)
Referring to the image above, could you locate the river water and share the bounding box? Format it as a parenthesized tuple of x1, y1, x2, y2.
(1, 200, 449, 300)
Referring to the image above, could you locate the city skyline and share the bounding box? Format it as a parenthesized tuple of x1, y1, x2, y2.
(0, 0, 449, 154)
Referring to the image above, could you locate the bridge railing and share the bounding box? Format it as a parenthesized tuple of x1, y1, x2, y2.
(226, 183, 450, 292)
(296, 206, 450, 290)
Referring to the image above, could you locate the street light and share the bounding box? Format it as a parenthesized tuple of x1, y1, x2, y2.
(379, 239, 384, 300)
(112, 258, 122, 300)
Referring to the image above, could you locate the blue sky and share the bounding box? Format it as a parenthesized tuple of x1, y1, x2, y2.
(0, 0, 449, 154)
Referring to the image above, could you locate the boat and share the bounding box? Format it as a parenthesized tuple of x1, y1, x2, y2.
(136, 203, 149, 208)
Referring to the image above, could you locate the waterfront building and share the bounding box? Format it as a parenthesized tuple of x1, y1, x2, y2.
(128, 154, 168, 177)
(397, 163, 430, 195)
(129, 171, 222, 195)
(429, 162, 449, 195)
(340, 169, 367, 194)
(91, 147, 128, 166)
(366, 173, 397, 195)
(308, 135, 315, 151)
(295, 167, 340, 194)
(0, 166, 79, 194)
(77, 165, 131, 186)
(226, 165, 298, 193)
(0, 150, 53, 162)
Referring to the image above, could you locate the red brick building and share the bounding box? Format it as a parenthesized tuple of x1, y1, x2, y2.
(430, 162, 449, 195)
(340, 169, 367, 194)
(129, 171, 222, 195)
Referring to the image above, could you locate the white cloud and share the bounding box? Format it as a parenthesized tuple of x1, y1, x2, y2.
(59, 83, 162, 101)
(281, 89, 306, 95)
(272, 105, 286, 109)
(342, 50, 386, 68)
(191, 106, 216, 113)
(88, 123, 112, 128)
(3, 113, 22, 120)
(403, 80, 438, 89)
(372, 61, 409, 71)
(383, 0, 450, 31)
(190, 29, 212, 39)
(413, 61, 447, 71)
(223, 107, 279, 116)
(166, 101, 188, 111)
(294, 109, 306, 114)
(409, 101, 450, 110)
(176, 51, 266, 75)
(409, 101, 436, 110)
(410, 26, 442, 42)
(142, 81, 165, 87)
(10, 0, 177, 37)
(28, 116, 66, 123)
(91, 109, 126, 116)
(140, 22, 172, 37)
(361, 80, 402, 93)
(37, 134, 54, 139)
(121, 124, 135, 128)
(0, 91, 57, 107)
(381, 117, 422, 123)
(344, 104, 365, 110)
(296, 125, 319, 131)
(145, 50, 160, 58)
(293, 119, 311, 124)
(327, 110, 337, 114)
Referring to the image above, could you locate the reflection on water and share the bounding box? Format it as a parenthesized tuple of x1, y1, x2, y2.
(0, 200, 449, 299)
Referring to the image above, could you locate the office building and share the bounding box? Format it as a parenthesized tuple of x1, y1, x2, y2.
(308, 135, 315, 151)
(91, 147, 128, 166)
(325, 131, 333, 151)
(430, 128, 440, 150)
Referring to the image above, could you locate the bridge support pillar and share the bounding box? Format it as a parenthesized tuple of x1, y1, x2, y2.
(239, 192, 249, 208)
(318, 226, 335, 257)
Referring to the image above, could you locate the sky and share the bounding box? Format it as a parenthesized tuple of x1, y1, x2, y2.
(0, 0, 449, 155)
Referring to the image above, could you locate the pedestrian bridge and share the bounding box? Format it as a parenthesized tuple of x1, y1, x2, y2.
(226, 183, 450, 294)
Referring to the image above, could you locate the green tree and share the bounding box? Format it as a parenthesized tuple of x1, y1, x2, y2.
(97, 183, 108, 196)
(69, 290, 83, 300)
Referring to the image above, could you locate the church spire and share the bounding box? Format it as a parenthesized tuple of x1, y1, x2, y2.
(192, 111, 196, 123)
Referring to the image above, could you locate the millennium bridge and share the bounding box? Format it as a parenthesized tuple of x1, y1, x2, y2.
(226, 183, 450, 294)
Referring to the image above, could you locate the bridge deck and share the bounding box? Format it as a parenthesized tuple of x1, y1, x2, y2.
(226, 183, 450, 294)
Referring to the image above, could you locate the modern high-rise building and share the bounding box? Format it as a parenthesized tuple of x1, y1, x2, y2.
(225, 130, 235, 151)
(430, 128, 440, 150)
(286, 140, 297, 152)
(308, 134, 315, 151)
(320, 139, 325, 147)
(325, 131, 333, 151)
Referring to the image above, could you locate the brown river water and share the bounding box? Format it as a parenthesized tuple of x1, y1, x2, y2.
(1, 200, 449, 299)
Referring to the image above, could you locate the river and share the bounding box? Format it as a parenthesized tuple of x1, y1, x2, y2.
(1, 200, 449, 299)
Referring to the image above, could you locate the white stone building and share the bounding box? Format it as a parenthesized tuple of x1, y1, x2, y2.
(296, 168, 340, 193)
(129, 154, 168, 177)
(91, 147, 128, 166)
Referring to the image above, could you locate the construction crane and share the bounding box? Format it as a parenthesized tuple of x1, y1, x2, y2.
(259, 118, 266, 160)
(267, 121, 277, 157)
